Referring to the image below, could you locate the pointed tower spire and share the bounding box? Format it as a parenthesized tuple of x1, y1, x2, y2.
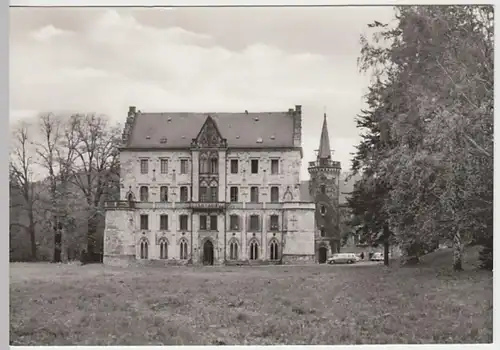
(317, 113, 331, 160)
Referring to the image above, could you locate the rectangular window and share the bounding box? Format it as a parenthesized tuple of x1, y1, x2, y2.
(160, 186, 168, 202)
(140, 214, 149, 230)
(271, 159, 279, 175)
(140, 186, 149, 202)
(210, 186, 218, 202)
(140, 159, 148, 174)
(160, 159, 168, 174)
(230, 159, 238, 174)
(270, 186, 279, 203)
(199, 215, 207, 230)
(180, 186, 188, 202)
(199, 186, 208, 202)
(249, 215, 260, 231)
(180, 159, 188, 174)
(210, 215, 218, 231)
(160, 215, 168, 230)
(230, 215, 240, 231)
(230, 187, 238, 202)
(251, 159, 259, 174)
(179, 215, 188, 231)
(250, 186, 259, 203)
(270, 215, 279, 231)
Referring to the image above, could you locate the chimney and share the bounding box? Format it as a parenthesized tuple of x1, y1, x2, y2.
(129, 106, 137, 116)
(292, 105, 302, 148)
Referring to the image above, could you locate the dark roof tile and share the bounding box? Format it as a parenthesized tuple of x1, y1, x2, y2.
(127, 111, 295, 148)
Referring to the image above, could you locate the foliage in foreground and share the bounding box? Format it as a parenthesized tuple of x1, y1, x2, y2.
(349, 5, 493, 270)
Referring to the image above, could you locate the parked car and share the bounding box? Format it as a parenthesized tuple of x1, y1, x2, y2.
(327, 253, 359, 264)
(370, 252, 384, 261)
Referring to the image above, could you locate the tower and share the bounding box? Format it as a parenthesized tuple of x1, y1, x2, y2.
(308, 113, 341, 263)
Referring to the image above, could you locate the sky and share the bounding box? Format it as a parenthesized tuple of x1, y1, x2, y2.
(10, 6, 396, 180)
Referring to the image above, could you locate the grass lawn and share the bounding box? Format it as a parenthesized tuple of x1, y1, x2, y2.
(10, 247, 492, 345)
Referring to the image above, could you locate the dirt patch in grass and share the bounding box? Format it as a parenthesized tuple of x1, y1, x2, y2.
(10, 260, 492, 345)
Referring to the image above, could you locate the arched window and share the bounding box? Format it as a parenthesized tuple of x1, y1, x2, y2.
(159, 238, 168, 259)
(179, 239, 188, 260)
(140, 239, 149, 259)
(200, 154, 209, 174)
(320, 205, 326, 215)
(249, 240, 259, 260)
(269, 239, 280, 261)
(160, 186, 168, 202)
(140, 186, 149, 202)
(127, 192, 134, 202)
(210, 157, 218, 174)
(320, 185, 326, 194)
(320, 226, 325, 237)
(229, 240, 238, 260)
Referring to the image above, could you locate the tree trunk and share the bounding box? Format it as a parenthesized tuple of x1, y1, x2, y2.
(383, 239, 390, 266)
(383, 223, 390, 266)
(453, 229, 464, 271)
(28, 210, 36, 261)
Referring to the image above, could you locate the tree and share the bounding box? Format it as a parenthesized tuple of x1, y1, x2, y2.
(356, 6, 493, 270)
(67, 114, 121, 258)
(9, 124, 39, 261)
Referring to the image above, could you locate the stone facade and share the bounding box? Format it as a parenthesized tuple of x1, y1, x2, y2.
(104, 105, 317, 266)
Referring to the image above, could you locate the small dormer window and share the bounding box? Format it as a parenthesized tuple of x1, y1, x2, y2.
(254, 117, 259, 121)
(256, 137, 263, 143)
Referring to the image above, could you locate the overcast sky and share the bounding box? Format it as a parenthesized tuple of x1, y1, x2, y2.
(10, 6, 396, 180)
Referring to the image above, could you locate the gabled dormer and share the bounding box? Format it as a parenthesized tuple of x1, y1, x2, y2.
(191, 115, 227, 149)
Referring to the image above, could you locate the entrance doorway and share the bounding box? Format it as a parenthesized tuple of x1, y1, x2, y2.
(203, 240, 214, 266)
(318, 246, 328, 264)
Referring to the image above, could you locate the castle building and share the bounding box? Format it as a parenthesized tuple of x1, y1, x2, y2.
(103, 105, 342, 266)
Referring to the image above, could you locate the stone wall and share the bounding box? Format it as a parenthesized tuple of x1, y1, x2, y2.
(119, 149, 302, 203)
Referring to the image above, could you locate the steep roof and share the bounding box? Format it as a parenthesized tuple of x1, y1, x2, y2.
(126, 111, 296, 148)
(317, 113, 332, 159)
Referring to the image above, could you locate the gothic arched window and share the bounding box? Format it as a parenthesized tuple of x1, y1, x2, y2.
(229, 240, 238, 260)
(179, 239, 188, 260)
(140, 238, 149, 259)
(249, 240, 259, 260)
(269, 239, 279, 261)
(159, 238, 168, 259)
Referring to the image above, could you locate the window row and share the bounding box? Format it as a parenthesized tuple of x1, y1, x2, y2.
(230, 239, 280, 261)
(230, 186, 280, 203)
(140, 159, 189, 175)
(139, 213, 281, 232)
(139, 238, 188, 260)
(229, 159, 281, 175)
(139, 158, 281, 175)
(134, 185, 282, 203)
(135, 186, 189, 202)
(139, 238, 280, 261)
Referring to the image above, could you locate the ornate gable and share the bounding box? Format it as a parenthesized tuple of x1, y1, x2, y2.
(191, 115, 227, 149)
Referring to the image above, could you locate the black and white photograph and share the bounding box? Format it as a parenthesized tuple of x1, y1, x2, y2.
(8, 2, 494, 346)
